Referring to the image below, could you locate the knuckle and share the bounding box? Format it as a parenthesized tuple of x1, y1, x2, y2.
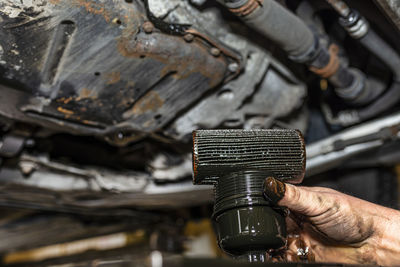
(290, 185, 302, 204)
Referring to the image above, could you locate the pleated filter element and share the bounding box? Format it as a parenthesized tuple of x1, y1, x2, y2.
(192, 129, 306, 185)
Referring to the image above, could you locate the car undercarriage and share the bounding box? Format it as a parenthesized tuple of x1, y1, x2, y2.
(0, 0, 400, 265)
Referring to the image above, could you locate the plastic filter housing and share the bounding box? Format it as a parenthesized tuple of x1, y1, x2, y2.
(192, 129, 306, 261)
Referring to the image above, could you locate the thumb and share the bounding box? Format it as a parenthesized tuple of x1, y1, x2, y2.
(263, 177, 327, 216)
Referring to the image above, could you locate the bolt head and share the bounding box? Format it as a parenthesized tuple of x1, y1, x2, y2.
(183, 33, 194, 42)
(142, 21, 154, 34)
(228, 63, 239, 73)
(18, 161, 37, 176)
(211, 47, 221, 57)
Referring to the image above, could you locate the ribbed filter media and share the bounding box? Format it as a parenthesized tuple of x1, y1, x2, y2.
(192, 129, 306, 185)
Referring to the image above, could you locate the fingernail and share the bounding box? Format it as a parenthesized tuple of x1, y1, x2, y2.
(263, 177, 286, 204)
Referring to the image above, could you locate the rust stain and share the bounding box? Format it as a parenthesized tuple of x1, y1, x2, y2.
(229, 0, 261, 17)
(127, 81, 135, 88)
(104, 72, 121, 85)
(57, 107, 74, 115)
(116, 81, 136, 108)
(81, 119, 98, 126)
(117, 32, 227, 88)
(120, 10, 141, 38)
(79, 88, 92, 98)
(119, 97, 133, 108)
(309, 44, 340, 78)
(76, 88, 98, 101)
(124, 90, 164, 117)
(56, 97, 73, 104)
(75, 0, 111, 22)
(53, 0, 112, 23)
(49, 0, 143, 33)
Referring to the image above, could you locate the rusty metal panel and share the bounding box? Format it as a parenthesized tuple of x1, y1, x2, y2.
(0, 0, 231, 141)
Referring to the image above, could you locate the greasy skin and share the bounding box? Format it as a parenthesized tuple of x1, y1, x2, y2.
(263, 177, 286, 203)
(263, 177, 400, 266)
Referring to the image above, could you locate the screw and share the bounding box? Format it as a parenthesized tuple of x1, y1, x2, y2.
(183, 33, 194, 42)
(25, 139, 35, 147)
(142, 21, 154, 34)
(117, 132, 124, 140)
(18, 161, 37, 176)
(210, 48, 221, 57)
(228, 62, 239, 73)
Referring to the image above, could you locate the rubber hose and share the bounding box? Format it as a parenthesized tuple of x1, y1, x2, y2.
(358, 81, 400, 120)
(359, 29, 400, 80)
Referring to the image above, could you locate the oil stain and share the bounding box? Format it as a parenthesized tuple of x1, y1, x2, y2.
(263, 177, 286, 204)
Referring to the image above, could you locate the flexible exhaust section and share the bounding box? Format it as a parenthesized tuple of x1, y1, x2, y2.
(221, 0, 389, 113)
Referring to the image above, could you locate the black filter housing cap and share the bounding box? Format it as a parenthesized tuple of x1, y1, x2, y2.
(192, 129, 306, 260)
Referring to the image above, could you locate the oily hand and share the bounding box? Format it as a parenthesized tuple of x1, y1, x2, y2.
(263, 177, 400, 265)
